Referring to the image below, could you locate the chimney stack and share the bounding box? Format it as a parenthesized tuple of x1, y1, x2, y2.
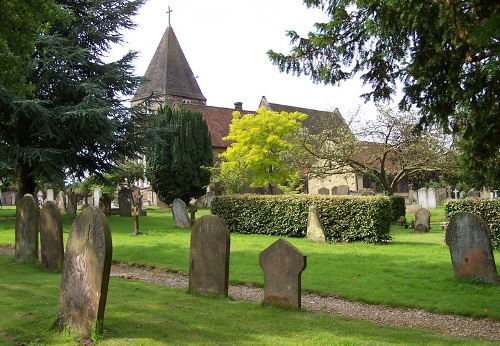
(234, 102, 243, 110)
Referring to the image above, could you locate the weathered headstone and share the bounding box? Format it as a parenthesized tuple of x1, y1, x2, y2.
(337, 185, 349, 195)
(118, 187, 131, 217)
(98, 193, 112, 216)
(93, 187, 102, 207)
(414, 208, 431, 233)
(418, 188, 428, 209)
(259, 238, 307, 309)
(55, 207, 113, 336)
(359, 188, 375, 196)
(46, 189, 54, 202)
(67, 190, 77, 215)
(15, 194, 39, 263)
(331, 186, 339, 195)
(317, 187, 329, 195)
(306, 206, 326, 243)
(427, 188, 437, 209)
(40, 201, 64, 271)
(55, 191, 66, 211)
(445, 212, 499, 284)
(188, 215, 230, 297)
(467, 189, 480, 198)
(172, 198, 190, 228)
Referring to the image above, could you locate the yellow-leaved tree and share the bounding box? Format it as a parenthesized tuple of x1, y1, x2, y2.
(219, 107, 307, 194)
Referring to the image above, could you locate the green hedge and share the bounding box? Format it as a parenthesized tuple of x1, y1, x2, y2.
(388, 195, 406, 222)
(445, 198, 500, 249)
(211, 194, 392, 243)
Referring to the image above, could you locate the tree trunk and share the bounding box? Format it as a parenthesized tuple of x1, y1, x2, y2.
(17, 162, 37, 201)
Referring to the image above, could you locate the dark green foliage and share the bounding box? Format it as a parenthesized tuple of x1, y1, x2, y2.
(0, 0, 147, 197)
(445, 199, 500, 249)
(268, 0, 500, 183)
(387, 195, 406, 223)
(211, 194, 392, 243)
(146, 105, 213, 205)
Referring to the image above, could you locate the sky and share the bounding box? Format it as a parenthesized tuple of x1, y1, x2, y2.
(108, 0, 379, 119)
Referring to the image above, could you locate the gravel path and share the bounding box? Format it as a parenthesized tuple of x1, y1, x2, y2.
(2, 246, 499, 341)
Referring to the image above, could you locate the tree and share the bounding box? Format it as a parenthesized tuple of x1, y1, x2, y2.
(0, 0, 146, 198)
(146, 105, 213, 204)
(268, 0, 499, 182)
(220, 107, 307, 194)
(298, 107, 457, 195)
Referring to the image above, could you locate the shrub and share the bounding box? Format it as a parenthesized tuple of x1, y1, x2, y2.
(387, 195, 406, 222)
(444, 198, 500, 249)
(211, 194, 392, 243)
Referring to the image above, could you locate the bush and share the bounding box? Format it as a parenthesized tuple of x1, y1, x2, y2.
(444, 198, 500, 249)
(211, 194, 392, 243)
(387, 195, 406, 222)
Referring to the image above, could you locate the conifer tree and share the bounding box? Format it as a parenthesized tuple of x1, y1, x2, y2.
(146, 106, 213, 204)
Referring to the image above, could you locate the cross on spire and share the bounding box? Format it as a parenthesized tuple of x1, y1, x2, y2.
(166, 6, 173, 27)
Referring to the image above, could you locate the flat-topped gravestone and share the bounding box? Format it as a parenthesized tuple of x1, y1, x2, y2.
(172, 198, 190, 228)
(118, 187, 131, 217)
(46, 189, 54, 202)
(15, 194, 39, 263)
(306, 206, 326, 243)
(414, 208, 431, 233)
(337, 185, 349, 195)
(445, 212, 500, 284)
(55, 207, 113, 336)
(259, 238, 307, 309)
(188, 215, 230, 297)
(40, 201, 64, 271)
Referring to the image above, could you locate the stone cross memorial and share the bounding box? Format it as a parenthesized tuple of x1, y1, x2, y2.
(188, 215, 230, 297)
(306, 206, 326, 243)
(445, 212, 500, 284)
(15, 194, 39, 263)
(414, 208, 431, 233)
(172, 198, 191, 228)
(259, 238, 307, 309)
(40, 201, 64, 271)
(54, 207, 113, 336)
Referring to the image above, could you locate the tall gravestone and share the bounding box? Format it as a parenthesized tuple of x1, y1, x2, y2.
(427, 188, 437, 209)
(172, 198, 191, 228)
(67, 190, 77, 215)
(15, 194, 39, 263)
(55, 191, 66, 211)
(259, 238, 307, 309)
(418, 188, 428, 209)
(40, 201, 64, 271)
(306, 206, 326, 243)
(98, 193, 112, 216)
(55, 207, 113, 336)
(118, 187, 131, 217)
(46, 189, 54, 202)
(93, 187, 102, 207)
(445, 212, 500, 284)
(414, 208, 431, 233)
(188, 215, 230, 297)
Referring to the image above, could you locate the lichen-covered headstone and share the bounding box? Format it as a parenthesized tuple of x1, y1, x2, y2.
(118, 187, 131, 217)
(188, 215, 230, 297)
(98, 193, 111, 216)
(67, 190, 77, 215)
(55, 207, 113, 336)
(15, 194, 39, 263)
(55, 191, 66, 211)
(172, 198, 190, 228)
(259, 238, 307, 309)
(317, 187, 329, 195)
(306, 206, 326, 243)
(445, 212, 499, 284)
(414, 208, 431, 233)
(40, 201, 64, 271)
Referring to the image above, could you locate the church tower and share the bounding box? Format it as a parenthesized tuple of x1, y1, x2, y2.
(131, 14, 206, 107)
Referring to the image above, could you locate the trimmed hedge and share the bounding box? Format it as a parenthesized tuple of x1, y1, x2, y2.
(211, 194, 392, 243)
(388, 195, 406, 222)
(445, 198, 500, 249)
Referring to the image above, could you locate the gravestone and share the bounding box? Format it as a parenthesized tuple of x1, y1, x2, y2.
(40, 201, 64, 271)
(98, 193, 112, 216)
(172, 198, 191, 228)
(259, 238, 307, 309)
(418, 188, 428, 209)
(331, 186, 339, 195)
(359, 188, 375, 196)
(445, 212, 499, 284)
(467, 189, 480, 198)
(93, 187, 102, 207)
(318, 187, 329, 195)
(188, 215, 230, 297)
(67, 190, 77, 215)
(337, 185, 349, 195)
(55, 207, 113, 336)
(414, 208, 431, 233)
(306, 206, 326, 242)
(15, 194, 39, 263)
(427, 188, 437, 209)
(118, 187, 131, 217)
(55, 191, 66, 211)
(46, 189, 54, 202)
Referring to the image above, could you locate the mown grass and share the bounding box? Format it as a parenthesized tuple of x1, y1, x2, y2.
(0, 255, 497, 346)
(0, 203, 499, 344)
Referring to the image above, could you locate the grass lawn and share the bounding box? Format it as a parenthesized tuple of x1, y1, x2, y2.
(0, 204, 499, 345)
